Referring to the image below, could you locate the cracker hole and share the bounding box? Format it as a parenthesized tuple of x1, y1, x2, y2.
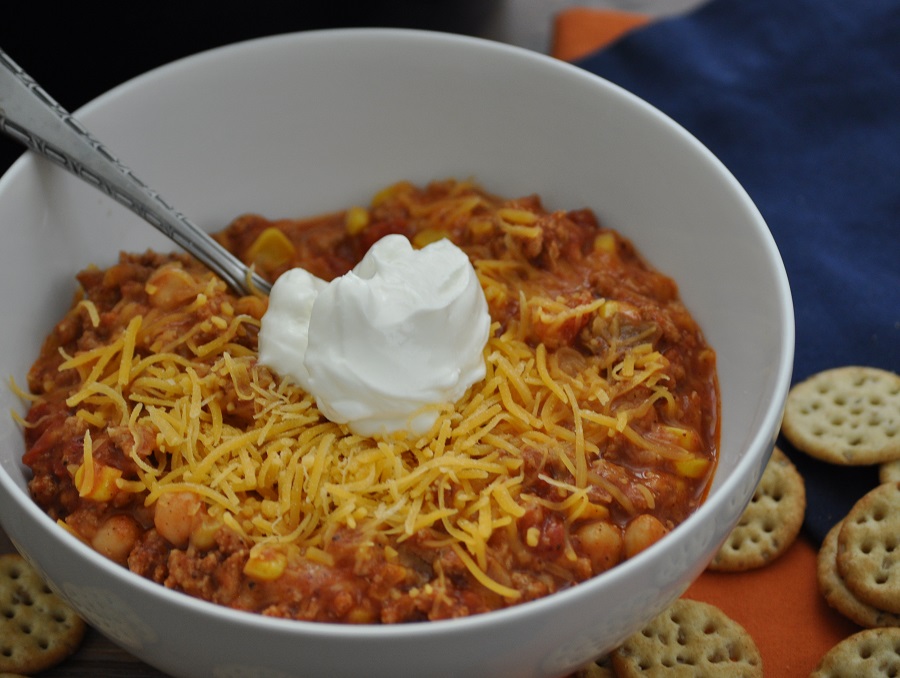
(708, 649, 726, 663)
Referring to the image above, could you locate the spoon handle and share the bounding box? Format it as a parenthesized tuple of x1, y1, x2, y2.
(0, 49, 271, 296)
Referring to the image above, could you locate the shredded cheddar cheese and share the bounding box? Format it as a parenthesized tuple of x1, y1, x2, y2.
(23, 180, 718, 615)
(54, 290, 678, 597)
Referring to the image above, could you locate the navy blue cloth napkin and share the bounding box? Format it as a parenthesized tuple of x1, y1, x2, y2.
(577, 0, 900, 542)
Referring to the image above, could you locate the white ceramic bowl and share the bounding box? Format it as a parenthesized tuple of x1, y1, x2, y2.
(0, 29, 793, 678)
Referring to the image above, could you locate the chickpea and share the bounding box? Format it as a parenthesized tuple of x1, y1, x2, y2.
(576, 520, 623, 572)
(154, 491, 202, 548)
(624, 514, 668, 558)
(91, 514, 142, 564)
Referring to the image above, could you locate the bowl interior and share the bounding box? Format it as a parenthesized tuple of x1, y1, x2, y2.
(0, 29, 792, 677)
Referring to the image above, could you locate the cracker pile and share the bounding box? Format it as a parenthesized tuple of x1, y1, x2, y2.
(780, 366, 900, 632)
(792, 366, 900, 674)
(0, 553, 86, 675)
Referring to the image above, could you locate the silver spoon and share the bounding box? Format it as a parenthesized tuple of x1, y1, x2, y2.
(0, 48, 272, 296)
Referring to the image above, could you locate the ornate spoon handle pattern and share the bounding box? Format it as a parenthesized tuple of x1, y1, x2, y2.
(0, 49, 271, 296)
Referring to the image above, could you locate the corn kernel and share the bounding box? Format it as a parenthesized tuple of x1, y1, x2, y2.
(412, 229, 448, 248)
(244, 546, 288, 581)
(576, 502, 610, 522)
(190, 519, 221, 551)
(593, 232, 616, 253)
(467, 218, 494, 237)
(246, 227, 296, 270)
(525, 526, 540, 547)
(345, 206, 370, 235)
(74, 464, 123, 502)
(674, 457, 711, 479)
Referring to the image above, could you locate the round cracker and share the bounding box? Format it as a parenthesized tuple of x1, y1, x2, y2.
(836, 482, 900, 615)
(611, 598, 763, 677)
(781, 366, 900, 465)
(817, 521, 900, 628)
(709, 447, 806, 571)
(809, 627, 900, 677)
(0, 553, 86, 674)
(880, 459, 900, 484)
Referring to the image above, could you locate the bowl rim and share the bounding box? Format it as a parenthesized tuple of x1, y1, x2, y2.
(0, 26, 794, 639)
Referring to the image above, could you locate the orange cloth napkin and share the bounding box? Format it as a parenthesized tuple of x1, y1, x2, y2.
(551, 8, 651, 62)
(552, 8, 865, 676)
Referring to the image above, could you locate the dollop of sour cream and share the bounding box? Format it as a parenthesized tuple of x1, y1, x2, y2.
(259, 234, 491, 436)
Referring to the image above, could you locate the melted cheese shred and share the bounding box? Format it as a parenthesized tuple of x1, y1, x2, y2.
(57, 289, 680, 598)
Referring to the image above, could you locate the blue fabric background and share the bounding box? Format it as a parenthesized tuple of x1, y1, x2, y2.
(578, 0, 899, 542)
